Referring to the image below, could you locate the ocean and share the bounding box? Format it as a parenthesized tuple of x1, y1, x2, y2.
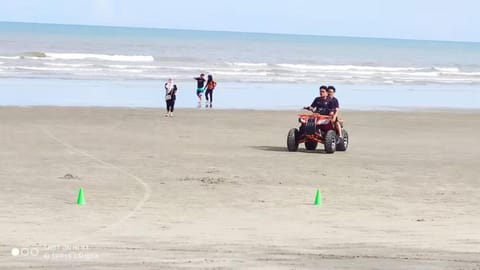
(1, 21, 479, 109)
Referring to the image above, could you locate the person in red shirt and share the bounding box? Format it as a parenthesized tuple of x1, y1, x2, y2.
(204, 74, 217, 108)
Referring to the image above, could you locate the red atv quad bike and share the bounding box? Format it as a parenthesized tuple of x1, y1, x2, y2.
(287, 113, 348, 153)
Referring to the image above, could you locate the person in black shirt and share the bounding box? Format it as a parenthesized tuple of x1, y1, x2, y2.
(165, 84, 177, 117)
(304, 85, 333, 115)
(327, 85, 343, 138)
(194, 73, 206, 106)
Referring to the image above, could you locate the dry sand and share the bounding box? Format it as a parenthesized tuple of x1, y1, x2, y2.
(0, 106, 479, 269)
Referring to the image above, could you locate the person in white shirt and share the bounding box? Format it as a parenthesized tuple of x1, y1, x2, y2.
(164, 78, 175, 117)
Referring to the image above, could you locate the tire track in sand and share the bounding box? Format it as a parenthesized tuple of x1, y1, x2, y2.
(42, 128, 152, 243)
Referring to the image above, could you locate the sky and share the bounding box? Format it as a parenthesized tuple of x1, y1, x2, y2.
(0, 0, 478, 42)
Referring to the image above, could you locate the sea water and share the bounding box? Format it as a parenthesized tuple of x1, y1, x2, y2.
(1, 21, 479, 109)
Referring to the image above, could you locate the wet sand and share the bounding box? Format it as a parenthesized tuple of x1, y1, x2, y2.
(0, 106, 479, 269)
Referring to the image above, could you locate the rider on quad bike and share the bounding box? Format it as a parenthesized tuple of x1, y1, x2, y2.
(303, 85, 332, 116)
(286, 85, 349, 153)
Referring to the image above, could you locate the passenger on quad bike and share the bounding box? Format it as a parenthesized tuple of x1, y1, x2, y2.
(303, 85, 333, 115)
(327, 85, 343, 139)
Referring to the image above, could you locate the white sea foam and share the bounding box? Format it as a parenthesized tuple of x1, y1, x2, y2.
(121, 69, 143, 73)
(44, 63, 95, 68)
(277, 63, 425, 72)
(456, 72, 480, 76)
(14, 66, 103, 72)
(433, 67, 460, 72)
(3, 55, 480, 84)
(228, 62, 268, 67)
(137, 65, 158, 69)
(39, 53, 154, 62)
(169, 66, 205, 71)
(214, 70, 269, 77)
(220, 62, 471, 78)
(0, 56, 21, 60)
(106, 64, 158, 69)
(106, 64, 131, 69)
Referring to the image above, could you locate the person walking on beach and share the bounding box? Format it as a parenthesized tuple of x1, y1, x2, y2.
(327, 85, 343, 138)
(204, 74, 217, 108)
(194, 73, 206, 106)
(165, 84, 177, 117)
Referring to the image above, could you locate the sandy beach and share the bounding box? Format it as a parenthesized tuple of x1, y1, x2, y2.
(0, 106, 479, 269)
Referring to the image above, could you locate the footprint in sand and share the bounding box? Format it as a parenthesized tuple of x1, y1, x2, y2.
(58, 173, 80, 180)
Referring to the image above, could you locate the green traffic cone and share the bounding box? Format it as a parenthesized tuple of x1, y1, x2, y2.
(314, 189, 322, 206)
(77, 188, 85, 205)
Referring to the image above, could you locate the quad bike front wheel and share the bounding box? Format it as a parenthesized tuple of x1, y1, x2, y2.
(324, 130, 337, 154)
(336, 129, 349, 151)
(287, 128, 299, 152)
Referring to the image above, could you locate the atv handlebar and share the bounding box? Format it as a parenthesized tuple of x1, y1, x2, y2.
(302, 106, 334, 117)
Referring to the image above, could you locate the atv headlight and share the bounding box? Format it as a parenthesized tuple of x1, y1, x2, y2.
(317, 119, 330, 125)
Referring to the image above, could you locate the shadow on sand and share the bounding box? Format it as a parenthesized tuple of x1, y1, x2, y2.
(251, 145, 327, 154)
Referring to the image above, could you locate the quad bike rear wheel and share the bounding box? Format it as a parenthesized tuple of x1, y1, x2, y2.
(287, 128, 299, 152)
(324, 130, 337, 154)
(336, 129, 349, 151)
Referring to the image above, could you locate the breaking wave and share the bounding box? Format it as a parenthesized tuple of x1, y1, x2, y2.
(1, 53, 479, 84)
(21, 52, 154, 62)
